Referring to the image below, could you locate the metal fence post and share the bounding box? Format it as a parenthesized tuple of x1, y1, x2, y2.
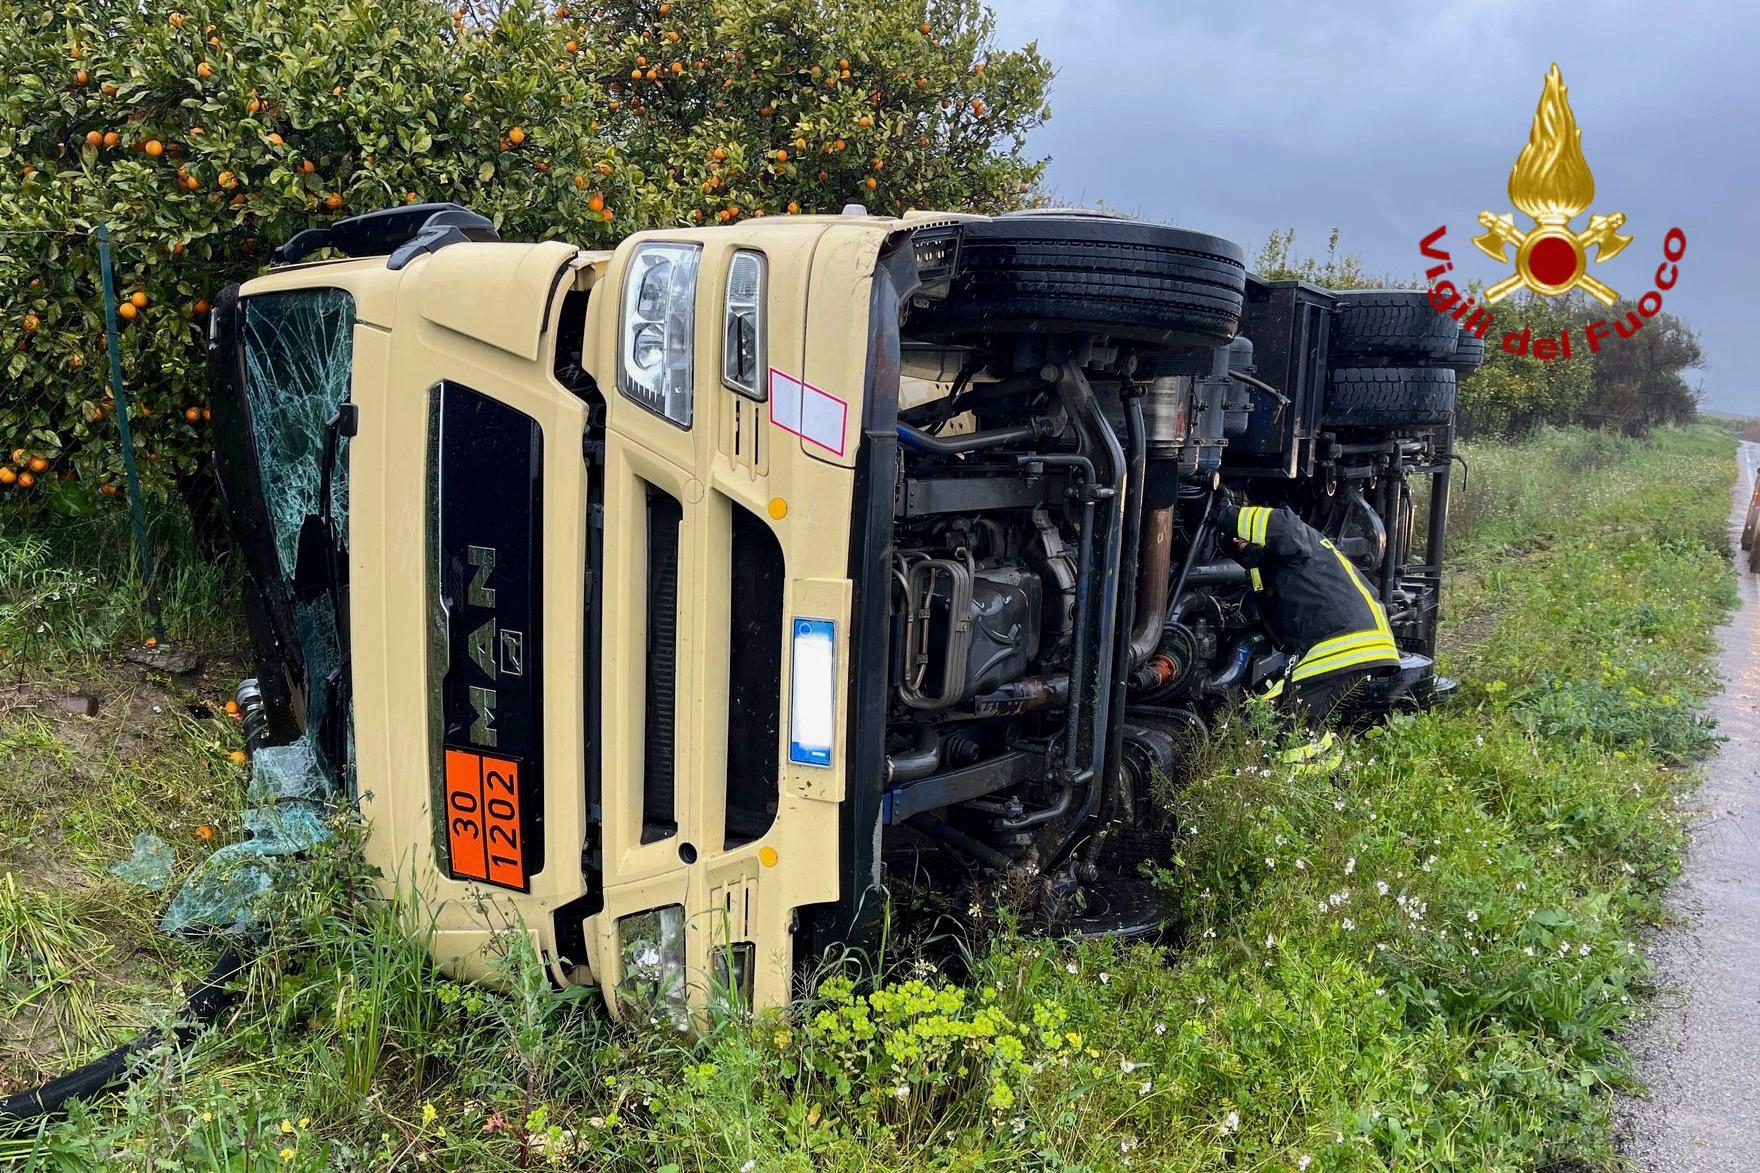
(96, 224, 166, 644)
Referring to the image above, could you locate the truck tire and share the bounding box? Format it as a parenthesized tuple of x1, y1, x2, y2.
(1446, 329, 1486, 377)
(1330, 290, 1460, 361)
(1325, 367, 1457, 428)
(911, 211, 1248, 350)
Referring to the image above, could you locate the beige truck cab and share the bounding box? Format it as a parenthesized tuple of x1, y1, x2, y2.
(210, 202, 1459, 1020)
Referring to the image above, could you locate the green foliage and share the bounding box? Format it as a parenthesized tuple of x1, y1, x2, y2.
(2, 427, 1737, 1170)
(1253, 226, 1396, 290)
(0, 0, 1051, 511)
(1456, 293, 1597, 436)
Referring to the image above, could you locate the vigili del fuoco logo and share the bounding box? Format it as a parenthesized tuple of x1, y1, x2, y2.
(1417, 64, 1686, 361)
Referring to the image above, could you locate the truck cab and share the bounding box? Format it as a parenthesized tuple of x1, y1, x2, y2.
(210, 203, 1465, 1021)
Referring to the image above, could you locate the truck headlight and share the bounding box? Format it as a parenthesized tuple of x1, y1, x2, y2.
(620, 243, 700, 427)
(722, 250, 767, 400)
(617, 904, 688, 1028)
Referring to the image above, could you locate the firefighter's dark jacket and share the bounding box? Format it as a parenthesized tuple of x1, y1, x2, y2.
(1222, 504, 1401, 683)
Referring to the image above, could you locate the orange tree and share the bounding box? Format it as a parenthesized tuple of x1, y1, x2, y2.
(0, 0, 1050, 514)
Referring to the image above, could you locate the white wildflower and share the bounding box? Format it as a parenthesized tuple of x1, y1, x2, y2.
(1221, 1110, 1240, 1134)
(1345, 857, 1356, 875)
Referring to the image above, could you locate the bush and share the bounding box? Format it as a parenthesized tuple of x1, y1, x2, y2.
(0, 0, 1051, 514)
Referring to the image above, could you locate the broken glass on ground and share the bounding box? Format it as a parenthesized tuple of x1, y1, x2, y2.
(110, 832, 175, 891)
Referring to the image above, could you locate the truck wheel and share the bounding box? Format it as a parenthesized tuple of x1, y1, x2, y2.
(1446, 329, 1486, 377)
(1325, 367, 1457, 428)
(912, 211, 1248, 350)
(1330, 290, 1461, 362)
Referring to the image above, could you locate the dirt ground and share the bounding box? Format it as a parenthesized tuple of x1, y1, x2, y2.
(0, 653, 246, 1093)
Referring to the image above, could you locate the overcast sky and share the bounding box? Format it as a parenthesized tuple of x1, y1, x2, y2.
(987, 0, 1757, 414)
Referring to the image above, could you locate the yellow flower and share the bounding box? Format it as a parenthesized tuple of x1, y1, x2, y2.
(299, 1117, 310, 1129)
(201, 1111, 212, 1123)
(280, 1119, 295, 1134)
(279, 1147, 296, 1163)
(422, 1102, 438, 1125)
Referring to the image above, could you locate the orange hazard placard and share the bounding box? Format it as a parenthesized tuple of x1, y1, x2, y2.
(444, 748, 526, 890)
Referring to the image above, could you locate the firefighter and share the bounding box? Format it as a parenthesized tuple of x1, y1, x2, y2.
(1219, 501, 1402, 725)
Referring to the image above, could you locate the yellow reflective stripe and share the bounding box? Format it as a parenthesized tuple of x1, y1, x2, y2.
(1303, 627, 1391, 662)
(1254, 507, 1270, 546)
(1290, 643, 1401, 683)
(1321, 538, 1392, 638)
(1261, 677, 1285, 700)
(1249, 568, 1263, 592)
(1236, 506, 1269, 543)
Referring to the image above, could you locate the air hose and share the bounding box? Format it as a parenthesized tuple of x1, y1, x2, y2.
(0, 946, 249, 1121)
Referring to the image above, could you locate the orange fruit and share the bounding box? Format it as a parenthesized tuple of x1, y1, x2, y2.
(169, 12, 185, 28)
(22, 313, 38, 333)
(564, 40, 578, 53)
(185, 175, 200, 191)
(817, 169, 829, 181)
(587, 192, 604, 212)
(267, 132, 283, 145)
(300, 159, 315, 174)
(324, 193, 343, 210)
(118, 302, 138, 321)
(184, 406, 201, 422)
(774, 149, 788, 162)
(101, 82, 117, 95)
(74, 69, 89, 85)
(27, 456, 48, 473)
(645, 68, 657, 81)
(636, 54, 648, 66)
(865, 176, 877, 190)
(129, 291, 147, 309)
(100, 482, 119, 496)
(916, 76, 928, 89)
(228, 750, 247, 765)
(0, 468, 15, 487)
(659, 1, 671, 12)
(11, 449, 26, 465)
(196, 61, 213, 79)
(918, 21, 931, 33)
(69, 353, 83, 369)
(601, 209, 613, 222)
(595, 160, 613, 175)
(202, 407, 211, 421)
(872, 157, 884, 171)
(103, 131, 119, 148)
(16, 471, 35, 489)
(194, 299, 209, 315)
(971, 99, 985, 116)
(85, 130, 102, 146)
(573, 173, 587, 189)
(508, 126, 525, 144)
(833, 137, 846, 151)
(225, 699, 240, 716)
(247, 97, 261, 113)
(670, 61, 682, 74)
(69, 43, 82, 58)
(144, 139, 163, 157)
(857, 115, 871, 129)
(217, 169, 236, 188)
(712, 146, 727, 160)
(787, 200, 800, 214)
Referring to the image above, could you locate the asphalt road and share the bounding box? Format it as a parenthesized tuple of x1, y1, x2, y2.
(1618, 440, 1760, 1170)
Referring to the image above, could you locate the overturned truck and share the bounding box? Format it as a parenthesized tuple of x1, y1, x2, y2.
(211, 203, 1475, 1019)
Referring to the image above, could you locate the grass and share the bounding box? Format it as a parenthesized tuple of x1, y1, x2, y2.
(0, 425, 1740, 1170)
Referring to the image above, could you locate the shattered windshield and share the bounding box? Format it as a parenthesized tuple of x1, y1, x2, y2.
(240, 289, 354, 779)
(241, 289, 355, 577)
